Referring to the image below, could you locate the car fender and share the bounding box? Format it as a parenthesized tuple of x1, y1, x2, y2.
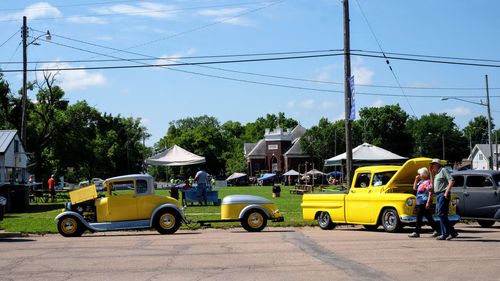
(55, 211, 95, 231)
(150, 204, 186, 225)
(239, 204, 270, 219)
(494, 209, 500, 220)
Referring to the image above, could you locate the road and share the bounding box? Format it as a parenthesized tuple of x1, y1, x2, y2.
(1, 223, 499, 281)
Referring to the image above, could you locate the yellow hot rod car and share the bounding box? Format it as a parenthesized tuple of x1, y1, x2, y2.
(56, 174, 186, 237)
(55, 174, 284, 237)
(301, 157, 460, 232)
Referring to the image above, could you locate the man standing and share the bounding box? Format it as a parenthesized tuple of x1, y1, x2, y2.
(430, 159, 458, 240)
(47, 174, 56, 202)
(194, 168, 208, 205)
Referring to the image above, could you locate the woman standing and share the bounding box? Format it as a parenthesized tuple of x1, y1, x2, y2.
(408, 167, 440, 238)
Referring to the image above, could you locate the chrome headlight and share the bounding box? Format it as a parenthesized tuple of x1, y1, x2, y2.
(451, 198, 459, 206)
(406, 198, 415, 207)
(65, 202, 72, 211)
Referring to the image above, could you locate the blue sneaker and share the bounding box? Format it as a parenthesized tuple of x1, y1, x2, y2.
(446, 232, 459, 240)
(436, 235, 449, 240)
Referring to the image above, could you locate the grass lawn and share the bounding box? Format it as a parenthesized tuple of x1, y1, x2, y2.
(0, 185, 323, 234)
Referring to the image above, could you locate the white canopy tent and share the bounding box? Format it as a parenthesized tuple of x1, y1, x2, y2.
(305, 169, 325, 175)
(226, 172, 247, 181)
(283, 169, 300, 176)
(324, 143, 407, 166)
(145, 145, 206, 166)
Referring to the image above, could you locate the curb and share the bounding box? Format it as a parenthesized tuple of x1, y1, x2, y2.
(0, 230, 25, 238)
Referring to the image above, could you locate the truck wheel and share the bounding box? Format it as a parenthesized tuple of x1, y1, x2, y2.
(154, 209, 181, 234)
(318, 211, 336, 230)
(477, 220, 495, 228)
(381, 208, 402, 233)
(241, 209, 267, 232)
(57, 216, 85, 237)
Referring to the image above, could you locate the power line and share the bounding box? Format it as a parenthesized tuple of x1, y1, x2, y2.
(0, 30, 20, 48)
(354, 0, 416, 116)
(0, 48, 341, 64)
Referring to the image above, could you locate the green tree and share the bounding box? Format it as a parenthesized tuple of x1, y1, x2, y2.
(354, 105, 412, 157)
(406, 113, 467, 162)
(242, 112, 298, 142)
(463, 116, 494, 150)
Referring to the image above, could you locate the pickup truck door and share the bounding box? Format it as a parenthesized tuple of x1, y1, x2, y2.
(463, 175, 499, 218)
(345, 172, 373, 224)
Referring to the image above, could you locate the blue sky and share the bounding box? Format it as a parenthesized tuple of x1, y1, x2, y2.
(1, 0, 499, 146)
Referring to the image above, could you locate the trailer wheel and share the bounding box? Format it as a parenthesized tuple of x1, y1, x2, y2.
(241, 209, 267, 232)
(318, 211, 336, 230)
(154, 209, 181, 234)
(57, 215, 85, 237)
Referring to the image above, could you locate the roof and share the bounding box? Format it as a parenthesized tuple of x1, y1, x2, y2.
(452, 170, 500, 176)
(0, 130, 18, 153)
(325, 143, 407, 166)
(469, 144, 500, 160)
(284, 138, 307, 157)
(245, 139, 266, 158)
(290, 124, 306, 141)
(145, 145, 206, 166)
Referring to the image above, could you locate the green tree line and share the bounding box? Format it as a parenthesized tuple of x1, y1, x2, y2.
(1, 72, 497, 183)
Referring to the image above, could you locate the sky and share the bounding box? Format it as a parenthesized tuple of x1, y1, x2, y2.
(1, 0, 500, 146)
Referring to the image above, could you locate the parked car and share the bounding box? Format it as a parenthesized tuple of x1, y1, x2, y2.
(56, 174, 186, 237)
(451, 170, 500, 227)
(302, 157, 460, 233)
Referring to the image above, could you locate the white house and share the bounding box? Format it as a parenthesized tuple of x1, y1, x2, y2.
(0, 130, 28, 184)
(468, 144, 500, 170)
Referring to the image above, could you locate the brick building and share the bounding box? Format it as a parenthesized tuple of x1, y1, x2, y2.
(244, 125, 310, 177)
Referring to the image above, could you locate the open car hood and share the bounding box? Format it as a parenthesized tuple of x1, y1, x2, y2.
(383, 157, 446, 192)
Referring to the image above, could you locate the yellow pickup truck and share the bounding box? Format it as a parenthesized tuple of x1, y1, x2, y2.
(301, 157, 460, 232)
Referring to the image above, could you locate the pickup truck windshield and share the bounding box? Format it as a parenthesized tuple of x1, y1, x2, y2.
(373, 171, 397, 186)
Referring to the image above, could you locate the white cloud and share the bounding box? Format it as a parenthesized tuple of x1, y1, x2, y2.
(320, 101, 337, 110)
(371, 99, 385, 107)
(95, 2, 177, 19)
(197, 8, 253, 26)
(66, 16, 107, 24)
(313, 65, 336, 82)
(155, 48, 197, 65)
(441, 106, 471, 117)
(41, 62, 107, 91)
(352, 57, 374, 85)
(4, 2, 61, 20)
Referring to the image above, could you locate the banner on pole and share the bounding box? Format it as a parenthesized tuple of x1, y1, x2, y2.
(349, 75, 355, 121)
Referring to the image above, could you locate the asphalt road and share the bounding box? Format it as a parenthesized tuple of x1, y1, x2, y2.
(1, 223, 500, 281)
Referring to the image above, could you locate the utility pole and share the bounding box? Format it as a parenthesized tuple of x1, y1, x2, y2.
(486, 75, 493, 170)
(21, 16, 28, 149)
(343, 0, 353, 188)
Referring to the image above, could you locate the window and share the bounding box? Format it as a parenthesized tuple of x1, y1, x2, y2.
(268, 144, 278, 150)
(136, 179, 148, 194)
(372, 171, 396, 186)
(109, 180, 135, 195)
(452, 176, 464, 188)
(479, 154, 484, 160)
(466, 175, 493, 189)
(14, 140, 19, 153)
(494, 174, 500, 187)
(354, 173, 371, 188)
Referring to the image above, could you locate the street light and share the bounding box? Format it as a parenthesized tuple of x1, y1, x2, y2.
(21, 16, 51, 149)
(441, 75, 493, 169)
